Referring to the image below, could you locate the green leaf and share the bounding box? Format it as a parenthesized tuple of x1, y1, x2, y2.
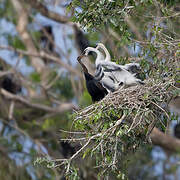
(8, 35, 26, 50)
(42, 119, 54, 130)
(30, 72, 41, 83)
(83, 148, 91, 159)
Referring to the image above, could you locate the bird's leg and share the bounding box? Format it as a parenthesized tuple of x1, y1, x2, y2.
(114, 83, 120, 91)
(118, 82, 125, 90)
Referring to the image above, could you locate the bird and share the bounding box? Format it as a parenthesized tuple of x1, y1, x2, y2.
(174, 123, 180, 139)
(96, 43, 111, 62)
(39, 25, 54, 53)
(96, 43, 142, 76)
(73, 24, 90, 54)
(83, 47, 118, 92)
(84, 46, 144, 92)
(77, 55, 108, 102)
(0, 66, 21, 94)
(1, 76, 21, 94)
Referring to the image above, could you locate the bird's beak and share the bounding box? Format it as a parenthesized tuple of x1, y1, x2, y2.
(77, 55, 84, 61)
(95, 44, 98, 48)
(82, 50, 87, 56)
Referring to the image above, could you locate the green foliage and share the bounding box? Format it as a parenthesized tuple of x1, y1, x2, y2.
(52, 73, 74, 100)
(7, 35, 26, 50)
(30, 30, 43, 49)
(0, 0, 179, 179)
(0, 0, 16, 24)
(34, 157, 56, 168)
(79, 90, 92, 107)
(65, 163, 81, 180)
(30, 72, 41, 83)
(58, 77, 177, 178)
(42, 118, 55, 130)
(70, 0, 155, 31)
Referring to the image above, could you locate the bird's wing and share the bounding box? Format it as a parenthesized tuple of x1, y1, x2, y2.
(87, 80, 107, 96)
(95, 81, 108, 92)
(123, 63, 141, 74)
(99, 61, 123, 72)
(94, 64, 104, 81)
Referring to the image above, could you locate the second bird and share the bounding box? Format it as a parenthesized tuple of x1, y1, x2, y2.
(77, 55, 108, 102)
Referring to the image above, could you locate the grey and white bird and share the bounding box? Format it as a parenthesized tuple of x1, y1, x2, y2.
(96, 43, 142, 75)
(84, 45, 144, 92)
(95, 43, 144, 86)
(84, 47, 119, 92)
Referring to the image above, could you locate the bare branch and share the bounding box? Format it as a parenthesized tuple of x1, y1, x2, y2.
(0, 45, 82, 77)
(124, 15, 143, 41)
(22, 0, 70, 24)
(0, 88, 77, 113)
(150, 127, 180, 152)
(11, 0, 46, 73)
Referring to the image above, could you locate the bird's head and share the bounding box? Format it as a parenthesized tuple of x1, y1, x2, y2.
(83, 47, 91, 56)
(77, 55, 84, 62)
(96, 43, 103, 49)
(96, 43, 106, 49)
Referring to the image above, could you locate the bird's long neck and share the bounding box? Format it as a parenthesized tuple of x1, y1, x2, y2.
(87, 47, 103, 66)
(99, 44, 111, 61)
(78, 58, 88, 73)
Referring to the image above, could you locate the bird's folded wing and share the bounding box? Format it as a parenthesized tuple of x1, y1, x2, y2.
(95, 81, 107, 92)
(123, 63, 140, 74)
(124, 63, 140, 68)
(99, 61, 123, 72)
(88, 80, 107, 93)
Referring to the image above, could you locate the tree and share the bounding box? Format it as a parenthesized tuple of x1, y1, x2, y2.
(0, 0, 179, 179)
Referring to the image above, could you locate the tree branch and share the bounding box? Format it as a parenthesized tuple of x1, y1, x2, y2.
(0, 45, 82, 77)
(11, 0, 46, 74)
(22, 0, 70, 24)
(150, 127, 180, 152)
(0, 88, 77, 113)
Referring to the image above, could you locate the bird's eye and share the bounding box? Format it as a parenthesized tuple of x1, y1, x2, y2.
(82, 50, 85, 55)
(84, 50, 89, 56)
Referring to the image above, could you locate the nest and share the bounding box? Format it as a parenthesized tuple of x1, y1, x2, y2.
(74, 78, 175, 137)
(58, 79, 177, 172)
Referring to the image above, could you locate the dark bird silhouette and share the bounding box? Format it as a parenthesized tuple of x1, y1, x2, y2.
(77, 55, 108, 102)
(0, 66, 21, 94)
(73, 24, 90, 54)
(1, 76, 21, 94)
(40, 25, 54, 52)
(174, 123, 180, 139)
(60, 141, 76, 158)
(38, 25, 60, 64)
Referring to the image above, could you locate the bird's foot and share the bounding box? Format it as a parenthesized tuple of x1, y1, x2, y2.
(118, 82, 125, 90)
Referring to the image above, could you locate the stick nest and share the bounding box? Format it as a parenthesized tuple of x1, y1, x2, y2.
(58, 78, 177, 172)
(73, 78, 176, 138)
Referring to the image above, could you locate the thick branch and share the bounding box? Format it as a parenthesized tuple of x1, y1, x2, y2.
(11, 0, 46, 74)
(0, 45, 81, 77)
(0, 88, 77, 113)
(150, 127, 180, 152)
(22, 0, 69, 24)
(124, 16, 143, 41)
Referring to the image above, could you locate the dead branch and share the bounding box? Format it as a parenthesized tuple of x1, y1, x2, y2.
(22, 0, 69, 24)
(151, 127, 180, 152)
(11, 0, 46, 74)
(0, 45, 82, 77)
(125, 16, 143, 41)
(0, 88, 77, 113)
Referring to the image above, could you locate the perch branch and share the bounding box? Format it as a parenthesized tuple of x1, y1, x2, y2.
(0, 88, 77, 113)
(151, 127, 180, 152)
(22, 0, 69, 24)
(0, 45, 81, 77)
